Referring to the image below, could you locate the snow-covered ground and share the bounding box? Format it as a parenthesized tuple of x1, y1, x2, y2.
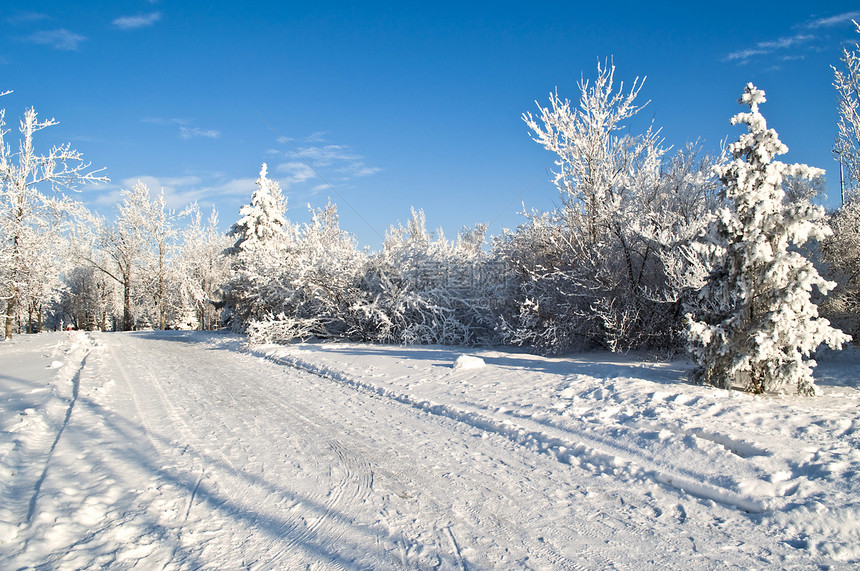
(1, 330, 858, 569)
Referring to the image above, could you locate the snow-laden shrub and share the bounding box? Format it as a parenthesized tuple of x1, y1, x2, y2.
(248, 201, 372, 342)
(363, 209, 504, 346)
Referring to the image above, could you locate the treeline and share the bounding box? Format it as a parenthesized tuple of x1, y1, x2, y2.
(2, 50, 860, 395)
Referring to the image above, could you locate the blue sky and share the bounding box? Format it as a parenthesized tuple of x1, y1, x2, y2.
(3, 1, 859, 247)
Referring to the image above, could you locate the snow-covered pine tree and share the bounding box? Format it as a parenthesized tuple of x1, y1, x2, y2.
(687, 83, 851, 395)
(227, 163, 289, 254)
(223, 163, 293, 328)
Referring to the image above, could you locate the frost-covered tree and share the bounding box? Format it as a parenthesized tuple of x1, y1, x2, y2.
(101, 183, 178, 330)
(223, 163, 294, 328)
(173, 204, 231, 330)
(139, 188, 177, 330)
(227, 163, 289, 255)
(821, 197, 860, 337)
(0, 106, 106, 338)
(833, 20, 860, 198)
(83, 183, 153, 331)
(687, 84, 851, 395)
(363, 208, 500, 345)
(57, 263, 120, 331)
(524, 60, 662, 246)
(514, 62, 715, 352)
(246, 201, 368, 343)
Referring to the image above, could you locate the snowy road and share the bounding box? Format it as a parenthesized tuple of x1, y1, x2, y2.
(2, 331, 859, 568)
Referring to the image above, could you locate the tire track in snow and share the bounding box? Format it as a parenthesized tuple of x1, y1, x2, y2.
(238, 348, 571, 568)
(184, 371, 366, 570)
(261, 349, 776, 514)
(254, 347, 786, 568)
(98, 333, 721, 568)
(106, 334, 386, 569)
(254, 349, 690, 569)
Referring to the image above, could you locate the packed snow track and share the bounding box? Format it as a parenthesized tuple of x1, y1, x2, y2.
(1, 331, 858, 569)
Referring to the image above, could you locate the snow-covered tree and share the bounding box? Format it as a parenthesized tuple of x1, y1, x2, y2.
(56, 263, 120, 331)
(514, 62, 716, 352)
(0, 106, 106, 338)
(84, 183, 152, 331)
(833, 20, 860, 199)
(227, 163, 289, 255)
(524, 60, 663, 246)
(139, 188, 178, 330)
(173, 204, 231, 330)
(821, 197, 860, 337)
(363, 208, 500, 346)
(223, 163, 294, 328)
(246, 200, 369, 343)
(687, 84, 851, 395)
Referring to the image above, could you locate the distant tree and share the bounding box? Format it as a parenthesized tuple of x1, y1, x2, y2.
(132, 185, 177, 329)
(687, 84, 850, 395)
(822, 21, 860, 338)
(57, 263, 120, 331)
(0, 106, 106, 338)
(174, 204, 231, 330)
(83, 183, 152, 331)
(833, 20, 860, 198)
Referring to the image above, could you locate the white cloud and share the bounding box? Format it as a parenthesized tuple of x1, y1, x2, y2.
(179, 126, 221, 140)
(351, 165, 382, 177)
(807, 11, 860, 28)
(296, 144, 360, 166)
(305, 131, 329, 143)
(113, 12, 162, 30)
(724, 33, 814, 63)
(270, 141, 381, 194)
(93, 174, 255, 212)
(276, 161, 317, 185)
(142, 118, 219, 140)
(757, 34, 814, 50)
(26, 29, 86, 51)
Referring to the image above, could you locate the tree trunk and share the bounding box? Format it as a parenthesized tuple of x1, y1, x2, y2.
(159, 272, 166, 330)
(158, 250, 166, 330)
(123, 279, 133, 331)
(5, 295, 15, 340)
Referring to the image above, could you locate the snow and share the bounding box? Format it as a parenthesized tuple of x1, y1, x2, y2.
(2, 330, 859, 568)
(453, 355, 485, 370)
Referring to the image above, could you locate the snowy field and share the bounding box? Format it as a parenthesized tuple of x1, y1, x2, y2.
(1, 330, 859, 569)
